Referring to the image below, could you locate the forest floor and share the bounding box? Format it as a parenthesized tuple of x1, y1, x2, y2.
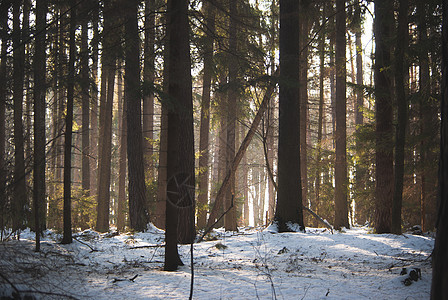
(0, 225, 434, 299)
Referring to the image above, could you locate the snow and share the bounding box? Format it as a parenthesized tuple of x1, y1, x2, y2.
(0, 226, 434, 299)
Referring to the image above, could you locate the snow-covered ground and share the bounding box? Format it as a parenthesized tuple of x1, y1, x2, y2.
(0, 225, 434, 299)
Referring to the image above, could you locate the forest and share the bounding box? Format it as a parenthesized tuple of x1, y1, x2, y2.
(0, 0, 448, 298)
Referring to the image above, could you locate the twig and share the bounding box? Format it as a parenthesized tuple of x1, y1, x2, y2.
(0, 271, 20, 295)
(73, 237, 98, 252)
(196, 195, 234, 243)
(129, 244, 165, 249)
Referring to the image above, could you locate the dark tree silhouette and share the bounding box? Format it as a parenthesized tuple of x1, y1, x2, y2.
(124, 0, 150, 232)
(274, 0, 304, 232)
(374, 0, 394, 234)
(164, 0, 195, 270)
(62, 1, 77, 244)
(431, 0, 448, 297)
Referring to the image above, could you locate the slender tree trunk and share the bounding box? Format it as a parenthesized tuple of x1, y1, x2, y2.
(315, 11, 325, 228)
(391, 0, 409, 235)
(430, 1, 448, 296)
(0, 0, 10, 232)
(125, 0, 150, 232)
(155, 22, 169, 230)
(418, 1, 430, 232)
(299, 0, 309, 214)
(117, 72, 127, 231)
(354, 0, 366, 224)
(96, 1, 117, 232)
(62, 2, 76, 244)
(90, 2, 99, 199)
(143, 0, 155, 181)
(374, 0, 394, 234)
(13, 0, 27, 232)
(274, 0, 303, 232)
(334, 0, 349, 230)
(225, 0, 238, 232)
(164, 0, 195, 270)
(197, 1, 216, 229)
(80, 8, 90, 229)
(33, 0, 47, 251)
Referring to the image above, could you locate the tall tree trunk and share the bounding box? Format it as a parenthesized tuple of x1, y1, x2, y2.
(274, 0, 304, 232)
(13, 0, 27, 232)
(431, 1, 448, 296)
(143, 0, 155, 181)
(33, 0, 47, 251)
(96, 1, 118, 232)
(0, 0, 10, 233)
(391, 0, 409, 234)
(354, 0, 366, 224)
(225, 0, 238, 232)
(164, 0, 195, 270)
(125, 0, 150, 232)
(62, 1, 76, 244)
(374, 0, 394, 234)
(90, 1, 99, 198)
(299, 0, 309, 215)
(315, 9, 325, 228)
(418, 1, 430, 232)
(334, 0, 349, 230)
(197, 1, 216, 229)
(80, 7, 90, 229)
(117, 71, 127, 231)
(155, 19, 170, 230)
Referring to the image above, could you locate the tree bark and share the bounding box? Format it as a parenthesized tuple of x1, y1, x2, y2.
(374, 0, 394, 234)
(275, 0, 304, 233)
(96, 1, 118, 232)
(225, 0, 238, 232)
(334, 0, 349, 230)
(33, 0, 47, 251)
(391, 0, 409, 235)
(80, 6, 90, 229)
(143, 0, 155, 181)
(117, 72, 127, 231)
(12, 0, 28, 232)
(62, 1, 76, 244)
(164, 0, 195, 270)
(0, 0, 10, 233)
(125, 0, 150, 232)
(197, 1, 216, 229)
(431, 1, 448, 297)
(299, 0, 309, 215)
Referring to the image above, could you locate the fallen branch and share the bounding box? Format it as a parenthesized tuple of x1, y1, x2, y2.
(129, 244, 164, 249)
(73, 237, 98, 252)
(206, 70, 278, 229)
(196, 196, 234, 243)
